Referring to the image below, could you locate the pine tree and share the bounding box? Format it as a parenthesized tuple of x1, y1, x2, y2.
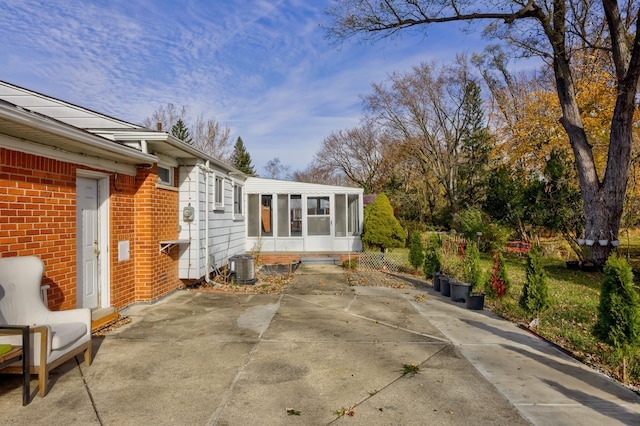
(594, 253, 640, 383)
(361, 193, 406, 252)
(171, 119, 193, 145)
(408, 231, 424, 273)
(519, 246, 550, 324)
(459, 81, 491, 209)
(231, 137, 256, 175)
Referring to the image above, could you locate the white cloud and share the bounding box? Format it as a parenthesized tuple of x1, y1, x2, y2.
(0, 0, 500, 173)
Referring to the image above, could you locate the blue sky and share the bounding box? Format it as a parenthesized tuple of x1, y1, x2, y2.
(0, 0, 491, 175)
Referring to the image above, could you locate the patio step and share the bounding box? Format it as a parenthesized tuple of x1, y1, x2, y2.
(91, 311, 122, 334)
(300, 257, 341, 265)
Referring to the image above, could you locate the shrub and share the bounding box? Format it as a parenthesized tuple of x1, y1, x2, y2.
(462, 242, 483, 288)
(486, 251, 510, 300)
(342, 258, 358, 270)
(519, 246, 550, 321)
(423, 234, 442, 277)
(361, 193, 406, 251)
(458, 207, 510, 252)
(440, 238, 463, 280)
(594, 253, 640, 381)
(408, 231, 425, 272)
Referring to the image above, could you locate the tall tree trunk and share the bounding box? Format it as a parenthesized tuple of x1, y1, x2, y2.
(542, 1, 639, 265)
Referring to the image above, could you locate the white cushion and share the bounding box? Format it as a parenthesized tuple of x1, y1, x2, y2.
(50, 323, 87, 350)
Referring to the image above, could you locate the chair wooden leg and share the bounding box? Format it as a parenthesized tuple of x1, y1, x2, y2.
(38, 364, 48, 397)
(37, 326, 48, 397)
(84, 341, 92, 366)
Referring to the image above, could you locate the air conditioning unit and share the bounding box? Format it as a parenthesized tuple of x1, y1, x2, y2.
(229, 255, 257, 285)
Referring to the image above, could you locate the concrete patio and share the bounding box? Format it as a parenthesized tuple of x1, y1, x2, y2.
(1, 264, 639, 425)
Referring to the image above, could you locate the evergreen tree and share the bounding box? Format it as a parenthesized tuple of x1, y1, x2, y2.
(361, 193, 406, 252)
(519, 246, 550, 323)
(594, 253, 640, 382)
(462, 242, 482, 288)
(525, 149, 583, 247)
(423, 233, 442, 277)
(483, 165, 526, 232)
(171, 119, 193, 144)
(459, 81, 491, 210)
(231, 137, 256, 175)
(408, 231, 424, 273)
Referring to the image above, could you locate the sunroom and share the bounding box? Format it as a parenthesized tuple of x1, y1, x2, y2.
(244, 178, 363, 256)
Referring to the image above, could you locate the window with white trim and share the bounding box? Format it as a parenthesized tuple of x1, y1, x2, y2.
(233, 184, 243, 215)
(157, 165, 174, 186)
(214, 176, 224, 209)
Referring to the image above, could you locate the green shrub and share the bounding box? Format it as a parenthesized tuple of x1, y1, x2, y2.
(342, 258, 358, 270)
(423, 234, 442, 277)
(594, 253, 640, 359)
(462, 242, 483, 288)
(519, 246, 550, 320)
(408, 231, 425, 272)
(362, 193, 406, 251)
(458, 207, 510, 252)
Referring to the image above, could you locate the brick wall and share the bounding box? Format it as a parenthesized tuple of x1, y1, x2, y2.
(133, 166, 182, 304)
(1, 148, 78, 309)
(109, 172, 137, 309)
(1, 148, 184, 311)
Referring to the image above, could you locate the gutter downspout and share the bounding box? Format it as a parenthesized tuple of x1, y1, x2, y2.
(200, 162, 212, 284)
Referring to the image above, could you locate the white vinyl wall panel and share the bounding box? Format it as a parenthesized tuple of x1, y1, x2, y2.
(179, 165, 246, 279)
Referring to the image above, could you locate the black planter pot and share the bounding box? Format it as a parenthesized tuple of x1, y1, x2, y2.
(439, 276, 451, 297)
(450, 281, 472, 303)
(432, 272, 441, 292)
(466, 293, 485, 310)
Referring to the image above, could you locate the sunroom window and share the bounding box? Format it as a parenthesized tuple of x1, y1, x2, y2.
(307, 196, 330, 236)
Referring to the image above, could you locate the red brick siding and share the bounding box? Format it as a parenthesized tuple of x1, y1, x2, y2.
(1, 148, 78, 309)
(133, 166, 182, 304)
(1, 148, 184, 311)
(109, 172, 137, 309)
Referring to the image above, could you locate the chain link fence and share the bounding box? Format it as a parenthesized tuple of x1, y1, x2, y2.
(356, 251, 412, 273)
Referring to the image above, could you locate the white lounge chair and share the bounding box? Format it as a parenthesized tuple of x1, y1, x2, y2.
(0, 256, 92, 396)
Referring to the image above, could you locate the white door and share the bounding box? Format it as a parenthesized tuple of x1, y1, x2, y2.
(305, 195, 334, 251)
(76, 177, 99, 309)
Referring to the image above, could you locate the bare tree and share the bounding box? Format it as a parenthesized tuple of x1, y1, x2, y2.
(142, 103, 188, 132)
(292, 164, 349, 186)
(363, 59, 484, 218)
(192, 113, 232, 162)
(313, 120, 393, 193)
(263, 157, 293, 180)
(143, 104, 232, 162)
(326, 1, 640, 264)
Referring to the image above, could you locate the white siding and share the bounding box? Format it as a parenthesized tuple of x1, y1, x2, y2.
(178, 164, 246, 280)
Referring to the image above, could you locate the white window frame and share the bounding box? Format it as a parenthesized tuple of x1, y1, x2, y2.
(233, 183, 243, 217)
(157, 164, 174, 187)
(214, 175, 224, 210)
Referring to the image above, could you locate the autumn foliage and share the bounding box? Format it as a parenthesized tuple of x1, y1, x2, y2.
(486, 251, 510, 300)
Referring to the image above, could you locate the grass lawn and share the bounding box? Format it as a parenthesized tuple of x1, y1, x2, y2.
(478, 241, 640, 389)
